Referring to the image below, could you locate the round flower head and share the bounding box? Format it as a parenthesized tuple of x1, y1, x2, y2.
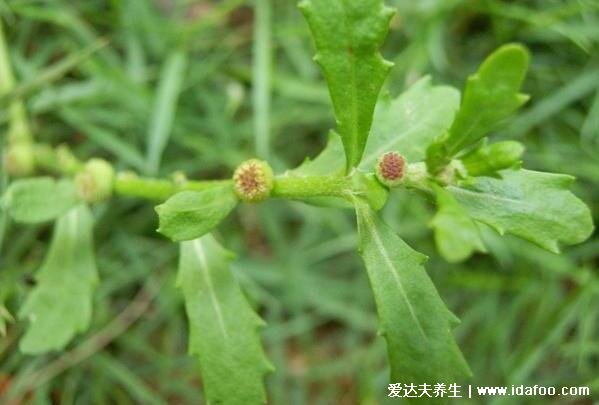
(3, 143, 35, 176)
(233, 159, 274, 202)
(75, 158, 115, 203)
(375, 151, 406, 187)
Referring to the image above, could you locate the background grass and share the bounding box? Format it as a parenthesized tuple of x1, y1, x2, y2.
(0, 0, 598, 403)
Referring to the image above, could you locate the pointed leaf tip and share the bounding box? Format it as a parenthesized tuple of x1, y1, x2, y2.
(300, 0, 394, 171)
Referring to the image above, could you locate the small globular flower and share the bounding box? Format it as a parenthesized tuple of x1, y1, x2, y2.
(375, 151, 406, 187)
(233, 159, 274, 202)
(75, 158, 115, 203)
(3, 143, 35, 177)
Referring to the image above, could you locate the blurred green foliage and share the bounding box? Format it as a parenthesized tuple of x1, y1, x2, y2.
(0, 0, 597, 403)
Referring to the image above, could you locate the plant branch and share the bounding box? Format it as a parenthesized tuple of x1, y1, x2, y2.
(15, 142, 437, 205)
(114, 173, 231, 201)
(272, 175, 352, 200)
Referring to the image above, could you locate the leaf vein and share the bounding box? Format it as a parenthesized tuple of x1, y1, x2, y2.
(361, 205, 428, 341)
(192, 239, 229, 340)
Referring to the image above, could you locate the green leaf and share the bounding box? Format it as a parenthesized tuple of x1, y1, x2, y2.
(286, 131, 345, 177)
(460, 140, 524, 177)
(359, 76, 460, 170)
(354, 198, 471, 384)
(285, 77, 460, 208)
(448, 169, 594, 253)
(178, 235, 272, 405)
(155, 184, 238, 242)
(3, 177, 80, 224)
(299, 0, 394, 171)
(288, 77, 460, 177)
(19, 205, 98, 354)
(427, 44, 530, 172)
(430, 185, 486, 263)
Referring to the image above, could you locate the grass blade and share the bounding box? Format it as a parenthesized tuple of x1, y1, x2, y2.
(145, 50, 188, 175)
(253, 0, 272, 159)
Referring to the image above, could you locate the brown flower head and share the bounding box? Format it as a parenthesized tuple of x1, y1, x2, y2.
(233, 159, 274, 202)
(375, 151, 406, 187)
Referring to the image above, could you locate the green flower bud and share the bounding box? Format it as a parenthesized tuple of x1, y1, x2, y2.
(233, 159, 273, 202)
(402, 162, 429, 189)
(2, 143, 35, 176)
(375, 151, 406, 187)
(171, 171, 188, 186)
(436, 160, 467, 186)
(461, 141, 524, 177)
(75, 158, 115, 203)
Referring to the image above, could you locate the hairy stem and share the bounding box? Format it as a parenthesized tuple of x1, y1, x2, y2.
(114, 174, 231, 201)
(272, 175, 352, 200)
(21, 141, 423, 204)
(29, 142, 227, 201)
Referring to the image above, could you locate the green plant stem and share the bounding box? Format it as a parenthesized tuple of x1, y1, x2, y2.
(32, 140, 428, 203)
(0, 19, 14, 93)
(33, 144, 83, 175)
(0, 19, 31, 144)
(272, 175, 352, 200)
(114, 174, 230, 201)
(26, 142, 407, 203)
(29, 142, 228, 201)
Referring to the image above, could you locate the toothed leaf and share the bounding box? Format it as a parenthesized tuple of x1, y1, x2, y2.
(359, 77, 460, 170)
(427, 44, 530, 172)
(178, 235, 272, 405)
(19, 205, 98, 354)
(286, 77, 460, 208)
(448, 169, 594, 253)
(354, 198, 471, 384)
(299, 0, 394, 170)
(289, 77, 461, 177)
